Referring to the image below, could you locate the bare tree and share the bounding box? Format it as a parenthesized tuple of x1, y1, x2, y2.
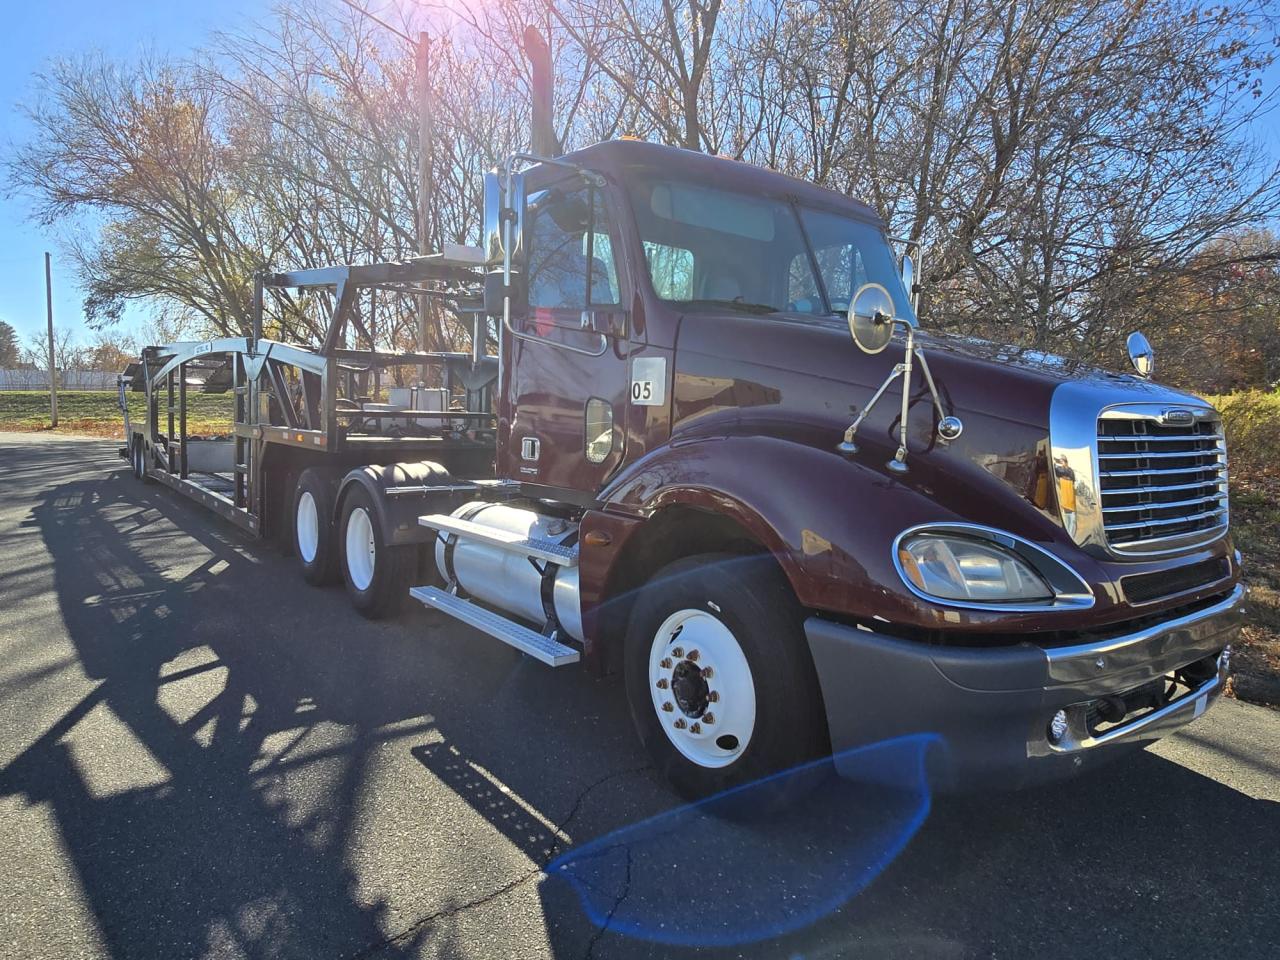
(6, 0, 1278, 381)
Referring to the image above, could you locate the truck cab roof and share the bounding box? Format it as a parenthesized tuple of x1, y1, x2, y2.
(556, 139, 884, 227)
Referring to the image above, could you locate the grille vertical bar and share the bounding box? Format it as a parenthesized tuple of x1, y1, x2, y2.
(1096, 414, 1228, 552)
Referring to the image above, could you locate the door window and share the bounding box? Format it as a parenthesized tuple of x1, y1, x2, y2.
(527, 185, 621, 309)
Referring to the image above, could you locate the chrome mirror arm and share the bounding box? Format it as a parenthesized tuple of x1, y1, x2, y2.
(837, 319, 963, 472)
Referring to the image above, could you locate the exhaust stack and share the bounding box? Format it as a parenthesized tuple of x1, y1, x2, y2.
(523, 26, 560, 157)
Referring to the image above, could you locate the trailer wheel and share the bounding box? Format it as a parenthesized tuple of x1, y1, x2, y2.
(624, 553, 828, 806)
(339, 484, 415, 619)
(293, 468, 338, 586)
(131, 437, 150, 482)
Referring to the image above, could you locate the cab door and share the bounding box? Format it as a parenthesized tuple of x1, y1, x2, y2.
(499, 179, 631, 496)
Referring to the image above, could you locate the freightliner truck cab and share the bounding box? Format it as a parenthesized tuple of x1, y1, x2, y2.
(421, 139, 1243, 798)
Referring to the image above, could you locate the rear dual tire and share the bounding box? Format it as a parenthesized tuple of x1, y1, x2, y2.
(339, 485, 416, 620)
(294, 468, 339, 586)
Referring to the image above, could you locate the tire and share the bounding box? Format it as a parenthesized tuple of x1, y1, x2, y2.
(624, 553, 829, 806)
(293, 468, 339, 586)
(131, 437, 151, 482)
(339, 483, 416, 619)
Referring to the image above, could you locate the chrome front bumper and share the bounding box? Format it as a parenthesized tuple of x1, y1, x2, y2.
(1035, 585, 1243, 756)
(805, 583, 1246, 789)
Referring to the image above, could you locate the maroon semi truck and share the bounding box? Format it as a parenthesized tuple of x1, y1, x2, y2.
(121, 139, 1244, 798)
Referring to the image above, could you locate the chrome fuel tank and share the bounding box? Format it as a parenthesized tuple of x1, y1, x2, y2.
(433, 503, 583, 642)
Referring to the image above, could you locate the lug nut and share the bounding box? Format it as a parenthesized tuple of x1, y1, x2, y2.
(655, 678, 669, 689)
(701, 667, 714, 679)
(673, 718, 687, 729)
(706, 691, 719, 703)
(687, 649, 700, 662)
(661, 702, 674, 712)
(690, 723, 701, 734)
(702, 713, 714, 725)
(660, 658, 672, 669)
(672, 647, 684, 658)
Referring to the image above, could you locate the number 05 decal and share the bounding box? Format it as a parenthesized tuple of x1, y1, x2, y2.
(630, 357, 667, 406)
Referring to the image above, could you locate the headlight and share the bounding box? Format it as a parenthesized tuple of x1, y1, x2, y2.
(897, 534, 1053, 603)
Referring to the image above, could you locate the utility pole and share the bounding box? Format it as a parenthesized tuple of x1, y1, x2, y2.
(44, 251, 58, 427)
(416, 31, 433, 383)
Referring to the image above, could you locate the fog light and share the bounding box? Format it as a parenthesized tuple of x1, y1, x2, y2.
(1048, 710, 1069, 744)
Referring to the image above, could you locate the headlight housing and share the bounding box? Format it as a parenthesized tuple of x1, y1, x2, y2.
(894, 525, 1094, 610)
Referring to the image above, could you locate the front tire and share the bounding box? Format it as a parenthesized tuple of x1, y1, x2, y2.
(339, 484, 416, 619)
(623, 553, 829, 804)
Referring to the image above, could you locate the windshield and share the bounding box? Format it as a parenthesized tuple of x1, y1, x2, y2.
(626, 176, 916, 324)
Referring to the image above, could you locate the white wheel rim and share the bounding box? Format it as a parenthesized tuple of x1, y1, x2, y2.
(296, 490, 319, 564)
(345, 506, 376, 591)
(648, 608, 756, 769)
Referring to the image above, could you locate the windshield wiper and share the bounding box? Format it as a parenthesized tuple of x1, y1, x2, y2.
(676, 298, 781, 315)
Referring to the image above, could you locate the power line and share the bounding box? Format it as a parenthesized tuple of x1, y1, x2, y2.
(336, 0, 414, 46)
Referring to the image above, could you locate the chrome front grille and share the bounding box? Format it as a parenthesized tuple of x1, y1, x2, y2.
(1096, 412, 1228, 553)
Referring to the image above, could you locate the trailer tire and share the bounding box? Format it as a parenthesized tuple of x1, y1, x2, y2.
(339, 484, 415, 619)
(131, 437, 150, 482)
(623, 553, 829, 809)
(294, 468, 339, 586)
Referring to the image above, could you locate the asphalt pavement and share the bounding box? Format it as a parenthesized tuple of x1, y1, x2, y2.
(1, 432, 1277, 960)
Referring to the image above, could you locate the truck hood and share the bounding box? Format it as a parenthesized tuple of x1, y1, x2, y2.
(670, 310, 1206, 521)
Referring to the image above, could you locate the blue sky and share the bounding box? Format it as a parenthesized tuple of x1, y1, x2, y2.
(1, 2, 1277, 353)
(0, 0, 269, 350)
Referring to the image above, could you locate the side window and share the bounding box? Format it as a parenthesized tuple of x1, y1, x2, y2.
(643, 241, 694, 300)
(788, 252, 823, 312)
(526, 185, 621, 310)
(788, 245, 866, 312)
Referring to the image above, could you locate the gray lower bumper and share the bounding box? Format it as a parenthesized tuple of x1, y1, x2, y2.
(805, 584, 1245, 790)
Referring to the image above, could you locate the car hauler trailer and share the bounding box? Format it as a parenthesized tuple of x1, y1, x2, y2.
(121, 139, 1244, 800)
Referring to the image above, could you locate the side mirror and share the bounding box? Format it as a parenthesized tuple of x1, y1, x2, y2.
(483, 170, 528, 317)
(900, 254, 914, 296)
(1126, 331, 1155, 379)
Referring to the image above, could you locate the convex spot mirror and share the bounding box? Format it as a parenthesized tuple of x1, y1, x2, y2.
(1126, 330, 1154, 379)
(848, 282, 897, 354)
(483, 170, 528, 317)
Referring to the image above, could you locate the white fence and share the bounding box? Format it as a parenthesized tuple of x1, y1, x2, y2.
(0, 369, 119, 391)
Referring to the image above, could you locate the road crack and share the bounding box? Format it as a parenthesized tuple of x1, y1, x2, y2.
(582, 844, 634, 960)
(349, 763, 651, 958)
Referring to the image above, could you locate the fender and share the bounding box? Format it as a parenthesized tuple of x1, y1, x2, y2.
(597, 433, 1124, 636)
(335, 461, 466, 547)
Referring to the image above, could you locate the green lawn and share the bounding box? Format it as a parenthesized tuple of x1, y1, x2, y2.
(0, 390, 234, 435)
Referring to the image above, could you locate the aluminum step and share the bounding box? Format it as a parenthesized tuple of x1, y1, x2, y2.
(418, 514, 578, 567)
(410, 586, 580, 666)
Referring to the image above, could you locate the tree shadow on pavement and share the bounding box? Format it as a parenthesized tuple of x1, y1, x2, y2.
(0, 457, 453, 959)
(0, 442, 661, 960)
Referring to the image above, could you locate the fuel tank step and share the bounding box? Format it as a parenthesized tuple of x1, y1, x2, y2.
(410, 586, 580, 667)
(418, 514, 579, 567)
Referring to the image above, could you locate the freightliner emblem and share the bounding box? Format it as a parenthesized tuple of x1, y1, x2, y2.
(1160, 409, 1195, 426)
